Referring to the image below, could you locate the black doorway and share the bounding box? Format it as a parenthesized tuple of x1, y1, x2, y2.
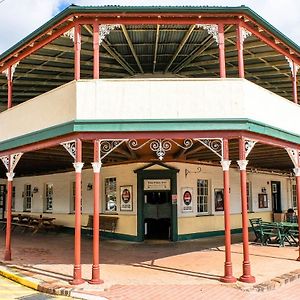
(271, 181, 282, 213)
(0, 184, 6, 220)
(144, 191, 171, 240)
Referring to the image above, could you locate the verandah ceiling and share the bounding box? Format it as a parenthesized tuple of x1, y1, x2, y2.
(0, 23, 299, 110)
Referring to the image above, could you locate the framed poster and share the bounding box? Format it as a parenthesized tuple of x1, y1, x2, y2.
(120, 185, 133, 211)
(181, 187, 193, 212)
(214, 188, 224, 211)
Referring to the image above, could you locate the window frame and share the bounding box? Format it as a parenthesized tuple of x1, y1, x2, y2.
(104, 177, 117, 212)
(23, 184, 32, 212)
(44, 183, 53, 213)
(196, 179, 209, 215)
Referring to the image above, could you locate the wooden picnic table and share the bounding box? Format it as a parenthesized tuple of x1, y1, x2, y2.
(11, 214, 56, 234)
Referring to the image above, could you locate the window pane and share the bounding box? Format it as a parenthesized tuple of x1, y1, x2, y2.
(197, 179, 208, 213)
(105, 177, 117, 211)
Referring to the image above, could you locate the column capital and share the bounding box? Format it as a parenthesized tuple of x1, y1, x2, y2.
(294, 167, 300, 177)
(73, 162, 84, 173)
(220, 160, 231, 171)
(237, 160, 249, 171)
(91, 162, 102, 173)
(6, 172, 15, 181)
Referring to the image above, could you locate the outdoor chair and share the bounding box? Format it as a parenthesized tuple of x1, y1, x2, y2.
(259, 221, 283, 247)
(249, 218, 262, 243)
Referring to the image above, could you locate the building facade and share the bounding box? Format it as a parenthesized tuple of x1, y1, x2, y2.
(0, 5, 299, 285)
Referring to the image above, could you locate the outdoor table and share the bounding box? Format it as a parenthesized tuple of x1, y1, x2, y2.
(279, 222, 298, 246)
(29, 216, 56, 234)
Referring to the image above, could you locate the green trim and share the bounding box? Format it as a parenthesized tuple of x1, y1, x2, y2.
(178, 228, 243, 241)
(2, 118, 300, 152)
(0, 5, 299, 63)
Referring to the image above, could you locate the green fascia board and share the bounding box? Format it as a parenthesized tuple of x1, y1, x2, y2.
(0, 5, 299, 62)
(1, 118, 300, 152)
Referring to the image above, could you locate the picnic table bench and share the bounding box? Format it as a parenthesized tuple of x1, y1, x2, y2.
(82, 215, 119, 234)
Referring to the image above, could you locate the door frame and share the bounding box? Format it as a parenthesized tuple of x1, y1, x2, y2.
(271, 181, 282, 213)
(136, 168, 178, 242)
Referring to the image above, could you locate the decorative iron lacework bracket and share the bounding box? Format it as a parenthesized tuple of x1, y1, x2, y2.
(99, 24, 121, 44)
(96, 139, 128, 162)
(285, 148, 300, 168)
(244, 139, 257, 158)
(193, 138, 223, 159)
(285, 56, 300, 77)
(0, 153, 23, 172)
(63, 27, 75, 42)
(127, 139, 193, 161)
(60, 140, 76, 160)
(240, 27, 252, 44)
(2, 62, 19, 80)
(196, 24, 219, 45)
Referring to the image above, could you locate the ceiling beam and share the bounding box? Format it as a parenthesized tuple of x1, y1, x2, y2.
(83, 24, 135, 76)
(121, 24, 144, 74)
(164, 25, 195, 73)
(153, 24, 160, 73)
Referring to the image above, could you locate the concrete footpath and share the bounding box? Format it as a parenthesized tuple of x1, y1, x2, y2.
(1, 231, 300, 299)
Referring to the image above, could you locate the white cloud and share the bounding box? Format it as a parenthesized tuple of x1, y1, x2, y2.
(0, 0, 299, 55)
(0, 0, 61, 54)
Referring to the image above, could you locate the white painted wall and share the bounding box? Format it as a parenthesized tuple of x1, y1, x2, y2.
(6, 162, 293, 230)
(1, 78, 300, 143)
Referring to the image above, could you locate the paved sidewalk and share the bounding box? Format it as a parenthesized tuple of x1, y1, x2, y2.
(1, 231, 300, 299)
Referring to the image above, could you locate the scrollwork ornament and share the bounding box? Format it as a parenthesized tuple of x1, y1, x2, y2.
(98, 139, 127, 161)
(0, 156, 9, 171)
(244, 140, 257, 158)
(196, 24, 219, 44)
(241, 27, 252, 44)
(61, 140, 76, 159)
(194, 138, 223, 159)
(63, 28, 75, 42)
(99, 24, 121, 44)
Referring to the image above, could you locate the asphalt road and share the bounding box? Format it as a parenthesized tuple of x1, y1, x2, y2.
(0, 275, 72, 300)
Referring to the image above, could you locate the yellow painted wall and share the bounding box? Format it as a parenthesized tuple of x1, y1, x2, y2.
(12, 212, 137, 236)
(178, 211, 272, 234)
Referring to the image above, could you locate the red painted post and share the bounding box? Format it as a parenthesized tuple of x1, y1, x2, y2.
(236, 25, 245, 79)
(218, 24, 226, 78)
(292, 61, 298, 104)
(74, 23, 81, 80)
(4, 172, 14, 261)
(294, 165, 300, 261)
(7, 66, 12, 109)
(220, 139, 236, 283)
(89, 140, 104, 284)
(238, 138, 255, 283)
(71, 138, 85, 285)
(93, 21, 100, 79)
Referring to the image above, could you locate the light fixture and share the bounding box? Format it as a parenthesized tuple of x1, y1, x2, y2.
(32, 187, 39, 193)
(87, 183, 93, 191)
(185, 167, 201, 178)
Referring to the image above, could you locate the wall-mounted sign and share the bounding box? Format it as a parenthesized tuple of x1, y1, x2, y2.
(120, 185, 133, 211)
(182, 187, 193, 212)
(214, 188, 224, 211)
(144, 179, 171, 191)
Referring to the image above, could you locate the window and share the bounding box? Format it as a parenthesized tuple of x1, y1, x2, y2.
(197, 179, 209, 213)
(105, 177, 117, 212)
(23, 184, 32, 211)
(246, 182, 252, 211)
(292, 184, 297, 208)
(44, 184, 53, 212)
(12, 186, 16, 211)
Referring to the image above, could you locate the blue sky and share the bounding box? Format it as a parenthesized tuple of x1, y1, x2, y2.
(0, 0, 299, 55)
